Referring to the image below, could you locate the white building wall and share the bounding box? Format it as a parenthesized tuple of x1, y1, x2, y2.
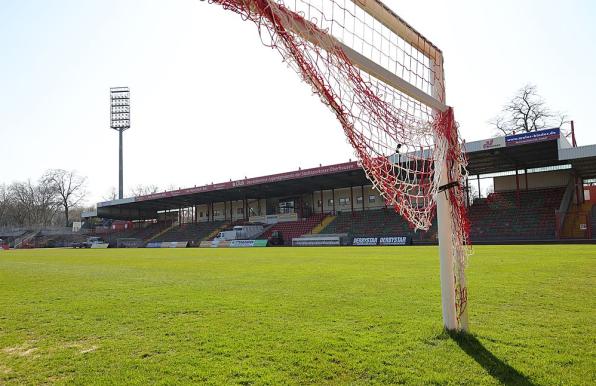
(494, 170, 571, 192)
(191, 186, 387, 222)
(312, 185, 384, 214)
(194, 198, 267, 222)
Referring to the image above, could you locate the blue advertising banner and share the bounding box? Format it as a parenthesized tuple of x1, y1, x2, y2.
(378, 236, 411, 246)
(352, 237, 379, 246)
(352, 236, 412, 246)
(505, 128, 560, 147)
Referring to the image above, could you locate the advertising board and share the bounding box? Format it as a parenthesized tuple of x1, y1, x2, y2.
(506, 128, 560, 146)
(352, 236, 412, 246)
(292, 236, 341, 247)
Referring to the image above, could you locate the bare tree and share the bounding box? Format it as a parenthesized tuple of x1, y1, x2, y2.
(0, 184, 12, 226)
(7, 180, 59, 226)
(42, 169, 88, 227)
(64, 206, 87, 224)
(467, 183, 480, 203)
(129, 184, 160, 197)
(35, 181, 60, 226)
(10, 180, 38, 226)
(491, 84, 567, 136)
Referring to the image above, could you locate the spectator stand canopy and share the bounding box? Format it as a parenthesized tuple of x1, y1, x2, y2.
(95, 129, 596, 221)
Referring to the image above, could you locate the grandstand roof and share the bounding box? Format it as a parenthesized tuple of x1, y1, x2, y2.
(466, 139, 563, 175)
(97, 162, 368, 219)
(558, 144, 596, 178)
(96, 129, 596, 220)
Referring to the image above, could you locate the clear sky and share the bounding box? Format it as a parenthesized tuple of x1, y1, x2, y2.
(1, 0, 595, 205)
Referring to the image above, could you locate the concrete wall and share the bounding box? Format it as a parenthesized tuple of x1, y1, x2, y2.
(585, 186, 596, 203)
(193, 199, 267, 222)
(311, 186, 385, 214)
(493, 170, 571, 192)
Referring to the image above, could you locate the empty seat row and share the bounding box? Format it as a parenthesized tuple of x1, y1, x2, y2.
(259, 214, 326, 245)
(321, 209, 436, 241)
(468, 188, 564, 240)
(154, 221, 226, 243)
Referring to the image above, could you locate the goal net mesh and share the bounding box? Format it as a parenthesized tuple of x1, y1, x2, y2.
(208, 0, 471, 323)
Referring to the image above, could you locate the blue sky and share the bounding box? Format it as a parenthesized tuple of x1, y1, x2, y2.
(1, 0, 595, 204)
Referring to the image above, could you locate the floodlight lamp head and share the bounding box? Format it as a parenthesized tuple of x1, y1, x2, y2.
(110, 87, 131, 131)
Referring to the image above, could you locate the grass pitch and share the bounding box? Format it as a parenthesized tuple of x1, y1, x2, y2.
(0, 246, 594, 385)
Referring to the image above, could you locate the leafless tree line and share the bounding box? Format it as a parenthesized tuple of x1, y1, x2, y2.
(102, 184, 175, 202)
(0, 169, 87, 228)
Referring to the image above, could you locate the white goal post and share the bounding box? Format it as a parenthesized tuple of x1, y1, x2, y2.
(352, 0, 469, 331)
(207, 0, 471, 332)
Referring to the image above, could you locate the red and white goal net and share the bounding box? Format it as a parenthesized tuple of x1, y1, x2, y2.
(207, 0, 471, 329)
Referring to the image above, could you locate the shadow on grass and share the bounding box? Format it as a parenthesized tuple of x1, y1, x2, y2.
(448, 331, 535, 386)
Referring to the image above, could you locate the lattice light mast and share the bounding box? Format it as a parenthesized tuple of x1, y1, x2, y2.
(110, 87, 131, 200)
(207, 0, 471, 331)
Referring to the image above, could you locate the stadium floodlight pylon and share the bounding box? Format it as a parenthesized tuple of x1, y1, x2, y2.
(207, 0, 471, 331)
(110, 87, 131, 200)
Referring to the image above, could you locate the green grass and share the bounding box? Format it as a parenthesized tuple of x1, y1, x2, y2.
(0, 246, 594, 385)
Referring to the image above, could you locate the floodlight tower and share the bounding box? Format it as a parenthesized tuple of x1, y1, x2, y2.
(110, 87, 130, 200)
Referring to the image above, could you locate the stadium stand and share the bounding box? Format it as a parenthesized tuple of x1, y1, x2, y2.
(98, 222, 171, 246)
(73, 128, 595, 247)
(33, 233, 87, 248)
(319, 209, 436, 241)
(0, 229, 26, 247)
(592, 205, 596, 239)
(204, 220, 270, 241)
(153, 221, 226, 244)
(13, 231, 39, 249)
(259, 214, 327, 245)
(468, 187, 565, 241)
(212, 220, 249, 235)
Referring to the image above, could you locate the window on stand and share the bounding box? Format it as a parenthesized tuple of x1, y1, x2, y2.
(279, 200, 295, 214)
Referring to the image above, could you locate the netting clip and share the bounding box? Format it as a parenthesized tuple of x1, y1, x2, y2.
(438, 181, 459, 193)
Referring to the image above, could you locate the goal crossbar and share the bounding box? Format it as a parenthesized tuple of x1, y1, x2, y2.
(246, 0, 448, 112)
(356, 0, 444, 69)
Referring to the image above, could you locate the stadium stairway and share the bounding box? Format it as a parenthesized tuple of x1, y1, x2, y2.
(13, 231, 39, 249)
(560, 202, 594, 239)
(205, 222, 231, 241)
(146, 222, 178, 243)
(154, 221, 227, 245)
(310, 215, 336, 235)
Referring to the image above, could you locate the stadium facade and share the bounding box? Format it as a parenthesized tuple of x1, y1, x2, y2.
(76, 128, 596, 247)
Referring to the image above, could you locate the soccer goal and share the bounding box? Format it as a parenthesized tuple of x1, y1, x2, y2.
(207, 0, 471, 332)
